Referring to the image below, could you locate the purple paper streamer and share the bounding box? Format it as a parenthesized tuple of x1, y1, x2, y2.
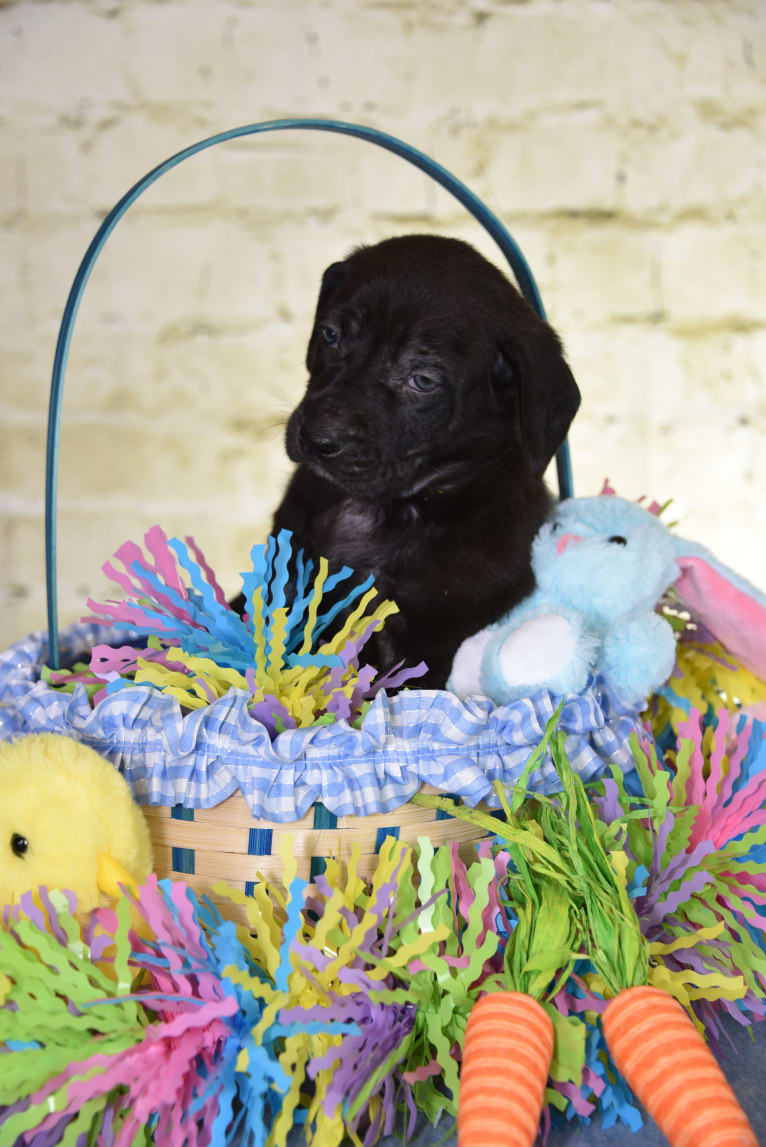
(552, 1079, 596, 1118)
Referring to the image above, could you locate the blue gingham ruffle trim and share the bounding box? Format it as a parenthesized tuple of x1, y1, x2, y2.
(0, 623, 642, 822)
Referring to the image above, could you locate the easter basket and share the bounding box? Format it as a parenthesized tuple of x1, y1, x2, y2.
(0, 119, 646, 920)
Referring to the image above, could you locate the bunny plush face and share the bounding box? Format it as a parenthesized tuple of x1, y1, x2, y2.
(450, 490, 766, 707)
(532, 496, 680, 625)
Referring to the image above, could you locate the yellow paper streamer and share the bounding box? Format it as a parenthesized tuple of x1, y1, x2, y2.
(266, 605, 291, 683)
(299, 557, 329, 656)
(651, 637, 766, 737)
(214, 882, 283, 982)
(249, 586, 269, 680)
(648, 922, 725, 957)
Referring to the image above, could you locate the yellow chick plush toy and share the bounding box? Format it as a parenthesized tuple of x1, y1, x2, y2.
(0, 733, 153, 915)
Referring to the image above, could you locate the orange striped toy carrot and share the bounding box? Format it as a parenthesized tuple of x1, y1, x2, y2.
(457, 991, 554, 1147)
(602, 985, 758, 1147)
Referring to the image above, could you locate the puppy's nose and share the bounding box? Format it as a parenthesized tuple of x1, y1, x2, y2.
(300, 426, 345, 458)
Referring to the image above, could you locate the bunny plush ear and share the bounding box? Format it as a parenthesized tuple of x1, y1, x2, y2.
(672, 537, 766, 681)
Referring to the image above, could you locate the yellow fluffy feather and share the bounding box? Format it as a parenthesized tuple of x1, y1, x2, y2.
(0, 733, 153, 915)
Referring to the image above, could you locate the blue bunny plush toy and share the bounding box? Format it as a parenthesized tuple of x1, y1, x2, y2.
(449, 495, 682, 707)
(449, 491, 766, 708)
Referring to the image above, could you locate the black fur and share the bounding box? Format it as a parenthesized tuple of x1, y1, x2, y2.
(273, 235, 580, 688)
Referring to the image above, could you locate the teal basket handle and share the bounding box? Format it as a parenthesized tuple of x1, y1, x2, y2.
(45, 117, 574, 668)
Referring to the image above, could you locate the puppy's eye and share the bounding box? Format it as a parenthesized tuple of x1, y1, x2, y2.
(608, 535, 628, 546)
(407, 374, 439, 394)
(11, 833, 28, 858)
(320, 325, 339, 348)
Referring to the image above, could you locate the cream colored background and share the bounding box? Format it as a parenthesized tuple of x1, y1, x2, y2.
(1, 0, 764, 653)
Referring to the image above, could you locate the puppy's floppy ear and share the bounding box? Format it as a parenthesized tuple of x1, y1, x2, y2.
(316, 260, 349, 312)
(496, 323, 581, 477)
(306, 260, 349, 369)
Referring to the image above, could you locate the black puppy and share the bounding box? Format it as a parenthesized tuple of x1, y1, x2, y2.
(273, 234, 580, 688)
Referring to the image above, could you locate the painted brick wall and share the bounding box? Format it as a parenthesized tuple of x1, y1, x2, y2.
(1, 0, 764, 652)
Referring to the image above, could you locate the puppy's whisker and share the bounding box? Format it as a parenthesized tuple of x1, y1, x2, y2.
(261, 416, 289, 435)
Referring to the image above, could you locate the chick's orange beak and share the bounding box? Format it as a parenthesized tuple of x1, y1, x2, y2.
(96, 853, 139, 901)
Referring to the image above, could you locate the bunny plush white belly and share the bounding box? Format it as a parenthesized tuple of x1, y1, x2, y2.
(451, 605, 598, 702)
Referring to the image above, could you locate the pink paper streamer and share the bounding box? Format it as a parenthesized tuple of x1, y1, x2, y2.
(185, 535, 230, 607)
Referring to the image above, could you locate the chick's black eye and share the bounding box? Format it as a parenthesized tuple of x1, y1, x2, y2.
(408, 374, 439, 394)
(320, 325, 339, 347)
(11, 833, 28, 858)
(608, 535, 628, 546)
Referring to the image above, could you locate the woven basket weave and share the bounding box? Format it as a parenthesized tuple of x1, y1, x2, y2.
(143, 787, 489, 924)
(40, 119, 573, 919)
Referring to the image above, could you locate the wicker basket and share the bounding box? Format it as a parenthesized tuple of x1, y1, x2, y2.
(143, 787, 489, 924)
(39, 119, 574, 917)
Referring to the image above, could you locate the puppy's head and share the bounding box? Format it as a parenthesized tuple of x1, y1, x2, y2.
(285, 234, 580, 500)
